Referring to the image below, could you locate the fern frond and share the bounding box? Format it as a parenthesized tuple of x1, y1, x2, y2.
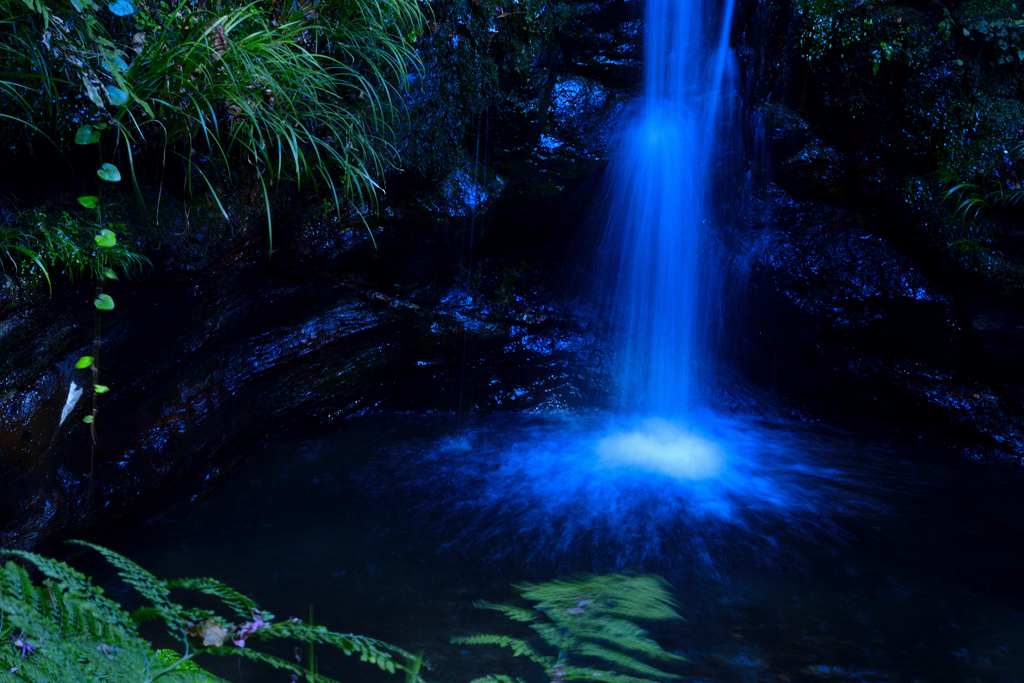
(0, 558, 187, 683)
(556, 662, 677, 683)
(68, 541, 189, 632)
(529, 621, 576, 652)
(459, 573, 686, 683)
(2, 543, 422, 683)
(151, 648, 224, 682)
(451, 634, 547, 663)
(3, 550, 99, 597)
(202, 644, 338, 683)
(472, 600, 536, 623)
(562, 617, 685, 663)
(132, 607, 165, 624)
(259, 620, 413, 674)
(518, 574, 681, 622)
(1, 553, 136, 639)
(168, 577, 260, 620)
(466, 676, 529, 683)
(574, 642, 683, 679)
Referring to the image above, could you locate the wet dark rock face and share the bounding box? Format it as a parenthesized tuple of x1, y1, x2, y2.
(731, 196, 1024, 460)
(0, 275, 406, 549)
(726, 0, 1024, 462)
(386, 0, 636, 239)
(0, 258, 597, 550)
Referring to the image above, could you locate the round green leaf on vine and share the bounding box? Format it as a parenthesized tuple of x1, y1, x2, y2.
(108, 0, 134, 15)
(106, 86, 128, 107)
(95, 229, 117, 248)
(94, 294, 115, 311)
(75, 126, 101, 145)
(97, 163, 121, 182)
(104, 56, 128, 73)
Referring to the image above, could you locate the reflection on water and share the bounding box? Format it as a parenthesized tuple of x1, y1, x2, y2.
(102, 413, 1024, 683)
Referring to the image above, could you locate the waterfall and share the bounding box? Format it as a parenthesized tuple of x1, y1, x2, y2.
(600, 0, 737, 415)
(367, 2, 844, 568)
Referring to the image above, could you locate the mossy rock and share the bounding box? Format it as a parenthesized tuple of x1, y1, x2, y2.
(902, 176, 1024, 291)
(962, 0, 1020, 22)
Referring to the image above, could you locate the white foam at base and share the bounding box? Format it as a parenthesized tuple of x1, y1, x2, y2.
(597, 418, 724, 480)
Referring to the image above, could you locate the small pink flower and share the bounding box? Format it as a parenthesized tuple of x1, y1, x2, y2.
(233, 610, 270, 648)
(12, 635, 36, 659)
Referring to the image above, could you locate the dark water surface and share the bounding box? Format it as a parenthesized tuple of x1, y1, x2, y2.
(101, 412, 1024, 683)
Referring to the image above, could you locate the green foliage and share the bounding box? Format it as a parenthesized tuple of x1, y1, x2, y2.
(0, 541, 425, 683)
(119, 0, 423, 245)
(902, 177, 1024, 289)
(795, 0, 931, 74)
(959, 0, 1024, 66)
(0, 548, 189, 682)
(0, 209, 148, 289)
(0, 0, 424, 250)
(75, 125, 101, 145)
(945, 140, 1024, 214)
(453, 574, 686, 683)
(96, 163, 121, 183)
(93, 292, 114, 309)
(932, 0, 1024, 213)
(796, 0, 873, 62)
(938, 91, 1024, 216)
(0, 209, 147, 300)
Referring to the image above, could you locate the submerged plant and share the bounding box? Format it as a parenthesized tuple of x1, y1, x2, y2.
(0, 541, 423, 683)
(453, 573, 686, 683)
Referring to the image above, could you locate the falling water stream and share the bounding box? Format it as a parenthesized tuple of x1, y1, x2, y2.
(602, 0, 734, 414)
(589, 0, 748, 490)
(101, 2, 1024, 682)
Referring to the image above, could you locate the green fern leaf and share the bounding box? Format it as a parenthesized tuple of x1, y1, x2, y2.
(0, 556, 203, 683)
(202, 644, 335, 682)
(451, 634, 546, 662)
(567, 617, 685, 662)
(68, 541, 189, 632)
(472, 600, 536, 623)
(168, 577, 260, 620)
(518, 574, 681, 622)
(132, 606, 165, 624)
(3, 542, 422, 683)
(458, 573, 686, 683)
(1, 552, 136, 637)
(556, 662, 677, 683)
(262, 619, 413, 666)
(574, 642, 683, 679)
(151, 648, 224, 681)
(530, 621, 576, 652)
